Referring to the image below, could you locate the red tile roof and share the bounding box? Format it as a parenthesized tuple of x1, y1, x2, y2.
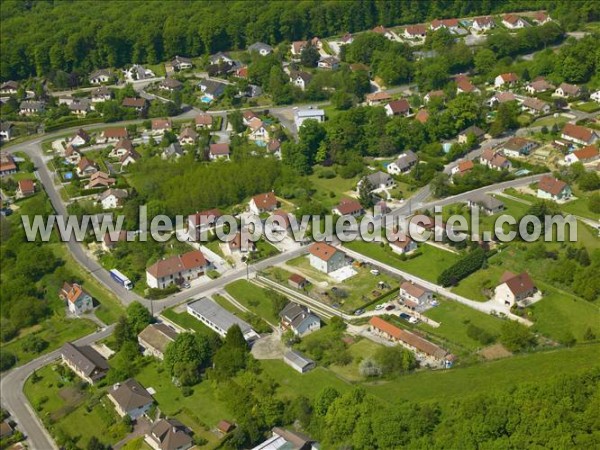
(572, 145, 599, 161)
(415, 109, 429, 124)
(251, 192, 277, 210)
(400, 281, 429, 298)
(195, 114, 213, 126)
(386, 99, 410, 114)
(499, 72, 519, 83)
(500, 271, 536, 296)
(103, 127, 128, 139)
(146, 250, 208, 279)
(335, 198, 363, 215)
(405, 24, 427, 36)
(538, 175, 568, 196)
(562, 123, 595, 142)
(151, 118, 172, 130)
(18, 179, 35, 194)
(209, 143, 230, 155)
(308, 242, 341, 262)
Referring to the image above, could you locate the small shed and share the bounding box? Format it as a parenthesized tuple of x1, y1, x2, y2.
(284, 350, 315, 374)
(288, 273, 309, 290)
(217, 420, 235, 434)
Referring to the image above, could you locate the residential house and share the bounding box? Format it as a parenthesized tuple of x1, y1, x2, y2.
(308, 242, 346, 273)
(249, 192, 278, 214)
(199, 80, 227, 101)
(290, 71, 312, 91)
(526, 78, 553, 94)
(195, 113, 213, 129)
(100, 127, 128, 143)
(248, 118, 269, 141)
(16, 179, 35, 198)
(415, 109, 429, 124)
(59, 282, 94, 315)
(0, 422, 13, 440)
(467, 193, 505, 215)
(373, 25, 396, 40)
(564, 145, 599, 165)
(502, 14, 528, 29)
(365, 91, 392, 106)
(359, 171, 395, 192)
(494, 72, 519, 88)
(522, 97, 551, 115)
(472, 16, 495, 31)
(387, 150, 418, 175)
(171, 56, 193, 71)
(19, 100, 45, 115)
(89, 69, 114, 84)
(159, 77, 183, 91)
(561, 123, 598, 146)
(252, 428, 319, 450)
(86, 171, 115, 189)
(369, 317, 454, 366)
(162, 142, 184, 160)
(146, 249, 211, 289)
(235, 66, 248, 79)
(69, 99, 93, 116)
(332, 198, 364, 217)
(228, 231, 256, 254)
(284, 350, 316, 374)
(451, 160, 474, 177)
(270, 209, 292, 233)
(138, 323, 178, 360)
(70, 128, 91, 147)
(0, 153, 17, 176)
(267, 139, 282, 159)
(187, 208, 223, 240)
(120, 148, 141, 167)
(209, 52, 234, 65)
(537, 175, 571, 201)
(591, 91, 600, 103)
(455, 75, 479, 94)
(554, 83, 581, 98)
(0, 122, 13, 142)
(532, 11, 551, 24)
(145, 418, 193, 450)
(288, 274, 309, 290)
(430, 18, 460, 32)
(178, 127, 198, 145)
(91, 86, 113, 102)
(501, 137, 537, 158)
(317, 56, 340, 70)
(109, 138, 134, 158)
(76, 157, 98, 177)
(384, 99, 411, 117)
(151, 118, 172, 135)
(389, 233, 417, 255)
(242, 110, 259, 126)
(124, 64, 155, 81)
(187, 297, 259, 341)
(294, 108, 325, 129)
(122, 97, 147, 112)
(279, 302, 321, 336)
(340, 32, 354, 45)
(487, 91, 516, 107)
(107, 378, 154, 419)
(98, 188, 128, 209)
(458, 125, 485, 144)
(291, 40, 308, 56)
(424, 90, 445, 103)
(64, 145, 81, 165)
(480, 148, 511, 170)
(0, 80, 19, 95)
(60, 342, 109, 384)
(248, 42, 273, 55)
(494, 271, 537, 306)
(403, 24, 427, 39)
(209, 143, 230, 160)
(58, 95, 74, 106)
(102, 230, 127, 252)
(399, 281, 433, 307)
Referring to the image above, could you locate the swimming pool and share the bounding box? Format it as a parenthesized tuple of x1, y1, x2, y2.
(64, 171, 73, 180)
(255, 139, 267, 147)
(200, 96, 213, 103)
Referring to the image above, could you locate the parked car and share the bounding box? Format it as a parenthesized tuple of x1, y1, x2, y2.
(408, 316, 419, 324)
(385, 304, 396, 311)
(370, 269, 380, 275)
(375, 304, 384, 310)
(354, 308, 365, 315)
(399, 313, 410, 320)
(182, 282, 191, 289)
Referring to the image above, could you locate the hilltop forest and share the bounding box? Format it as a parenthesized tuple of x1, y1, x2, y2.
(1, 0, 599, 81)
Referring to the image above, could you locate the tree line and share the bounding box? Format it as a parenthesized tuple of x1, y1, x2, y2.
(2, 0, 599, 81)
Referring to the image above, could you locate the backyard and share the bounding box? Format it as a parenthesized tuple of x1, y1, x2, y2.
(307, 171, 359, 210)
(224, 280, 280, 324)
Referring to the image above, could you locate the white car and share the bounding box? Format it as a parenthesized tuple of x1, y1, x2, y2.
(370, 269, 380, 275)
(408, 316, 419, 324)
(375, 304, 384, 310)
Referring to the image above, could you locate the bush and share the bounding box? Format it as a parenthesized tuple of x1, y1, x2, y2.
(0, 351, 16, 372)
(466, 323, 495, 345)
(437, 247, 487, 286)
(318, 168, 336, 179)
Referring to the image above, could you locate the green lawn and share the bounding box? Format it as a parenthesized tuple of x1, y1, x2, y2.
(224, 280, 279, 324)
(344, 240, 461, 283)
(452, 264, 504, 301)
(2, 315, 97, 366)
(529, 282, 600, 342)
(161, 308, 219, 337)
(204, 240, 225, 258)
(418, 299, 505, 353)
(572, 101, 600, 113)
(306, 171, 359, 209)
(367, 343, 600, 405)
(24, 364, 128, 448)
(560, 193, 600, 222)
(329, 338, 384, 382)
(531, 115, 569, 128)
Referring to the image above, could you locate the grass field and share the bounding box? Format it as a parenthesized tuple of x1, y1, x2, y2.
(367, 343, 600, 404)
(24, 364, 128, 448)
(307, 171, 359, 210)
(329, 338, 384, 382)
(224, 280, 279, 324)
(344, 240, 461, 283)
(2, 316, 97, 366)
(161, 308, 219, 337)
(531, 115, 569, 128)
(572, 101, 600, 113)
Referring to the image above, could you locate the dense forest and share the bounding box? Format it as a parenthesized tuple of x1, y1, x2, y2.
(1, 0, 599, 80)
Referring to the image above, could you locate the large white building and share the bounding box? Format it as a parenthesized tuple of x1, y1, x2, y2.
(187, 297, 259, 342)
(146, 250, 210, 289)
(294, 108, 325, 130)
(308, 242, 346, 273)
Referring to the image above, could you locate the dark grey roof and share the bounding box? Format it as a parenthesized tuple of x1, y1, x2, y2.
(279, 302, 319, 331)
(393, 150, 418, 170)
(108, 378, 153, 411)
(150, 418, 193, 450)
(470, 193, 504, 211)
(138, 323, 178, 354)
(248, 42, 273, 53)
(163, 142, 184, 158)
(284, 350, 314, 368)
(366, 171, 393, 186)
(200, 80, 227, 97)
(20, 100, 45, 111)
(69, 99, 92, 111)
(187, 297, 253, 335)
(460, 125, 485, 137)
(89, 69, 113, 79)
(61, 342, 109, 377)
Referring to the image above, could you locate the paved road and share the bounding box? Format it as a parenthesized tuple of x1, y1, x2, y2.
(1, 325, 115, 450)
